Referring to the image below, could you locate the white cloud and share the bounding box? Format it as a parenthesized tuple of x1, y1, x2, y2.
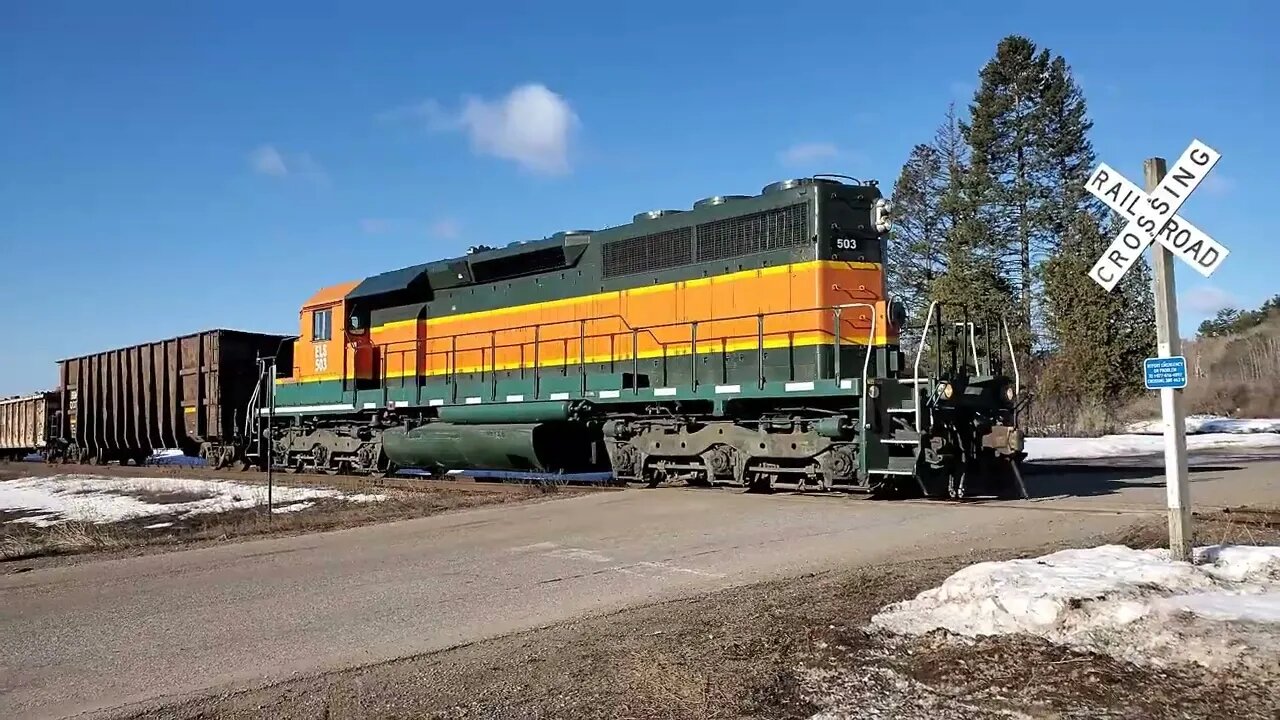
(361, 218, 393, 235)
(249, 144, 328, 184)
(1201, 173, 1234, 196)
(392, 84, 580, 175)
(1182, 285, 1238, 316)
(778, 142, 840, 167)
(377, 99, 452, 130)
(250, 145, 288, 176)
(428, 218, 461, 240)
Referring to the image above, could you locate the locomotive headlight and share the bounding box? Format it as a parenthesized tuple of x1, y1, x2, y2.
(937, 381, 954, 400)
(873, 198, 893, 233)
(1003, 384, 1017, 404)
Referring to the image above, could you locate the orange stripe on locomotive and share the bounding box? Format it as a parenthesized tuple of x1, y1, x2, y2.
(354, 259, 893, 384)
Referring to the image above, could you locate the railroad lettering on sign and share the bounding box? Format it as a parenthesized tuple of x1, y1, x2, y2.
(1084, 139, 1229, 292)
(314, 344, 328, 372)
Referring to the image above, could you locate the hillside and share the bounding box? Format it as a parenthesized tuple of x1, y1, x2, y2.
(1181, 303, 1280, 417)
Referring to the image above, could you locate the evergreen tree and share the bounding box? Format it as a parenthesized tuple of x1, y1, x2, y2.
(884, 34, 1161, 417)
(886, 141, 945, 319)
(960, 36, 1053, 354)
(931, 103, 1016, 343)
(1037, 55, 1154, 400)
(1196, 295, 1280, 337)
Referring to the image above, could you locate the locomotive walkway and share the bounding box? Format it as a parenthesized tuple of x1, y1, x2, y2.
(3, 453, 1280, 720)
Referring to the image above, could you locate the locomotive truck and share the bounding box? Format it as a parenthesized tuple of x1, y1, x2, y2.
(249, 175, 1027, 498)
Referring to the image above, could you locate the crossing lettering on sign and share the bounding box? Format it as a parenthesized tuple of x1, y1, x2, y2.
(1084, 139, 1229, 291)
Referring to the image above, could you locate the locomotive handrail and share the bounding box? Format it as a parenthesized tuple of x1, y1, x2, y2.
(831, 302, 877, 452)
(1001, 316, 1020, 395)
(379, 304, 877, 353)
(362, 302, 883, 400)
(911, 302, 1021, 434)
(912, 301, 940, 436)
(376, 307, 877, 360)
(829, 302, 878, 386)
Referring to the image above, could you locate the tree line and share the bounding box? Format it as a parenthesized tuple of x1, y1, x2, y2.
(886, 35, 1156, 423)
(1196, 295, 1280, 338)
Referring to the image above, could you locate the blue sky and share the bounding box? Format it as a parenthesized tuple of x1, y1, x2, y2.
(1, 1, 1275, 396)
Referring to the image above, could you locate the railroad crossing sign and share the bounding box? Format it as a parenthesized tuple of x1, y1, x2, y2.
(1084, 139, 1229, 292)
(1081, 139, 1232, 564)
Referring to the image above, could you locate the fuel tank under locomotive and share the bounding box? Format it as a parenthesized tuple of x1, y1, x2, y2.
(380, 401, 608, 473)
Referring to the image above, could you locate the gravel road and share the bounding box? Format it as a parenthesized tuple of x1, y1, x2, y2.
(3, 455, 1278, 720)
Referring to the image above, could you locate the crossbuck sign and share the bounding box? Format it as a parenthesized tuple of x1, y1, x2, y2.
(1081, 138, 1231, 563)
(1084, 139, 1229, 291)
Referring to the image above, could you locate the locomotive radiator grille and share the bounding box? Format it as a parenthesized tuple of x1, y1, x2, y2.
(695, 203, 809, 262)
(602, 203, 811, 279)
(602, 227, 694, 278)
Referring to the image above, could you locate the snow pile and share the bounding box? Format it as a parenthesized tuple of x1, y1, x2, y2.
(1024, 432, 1280, 461)
(0, 474, 386, 527)
(1125, 415, 1280, 435)
(871, 544, 1280, 670)
(147, 449, 205, 467)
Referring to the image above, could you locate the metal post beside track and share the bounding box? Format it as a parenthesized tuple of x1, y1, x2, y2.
(756, 314, 765, 390)
(578, 320, 587, 395)
(833, 307, 843, 382)
(689, 321, 698, 392)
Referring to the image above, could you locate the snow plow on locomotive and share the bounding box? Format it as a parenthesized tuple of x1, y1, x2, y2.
(251, 175, 1028, 498)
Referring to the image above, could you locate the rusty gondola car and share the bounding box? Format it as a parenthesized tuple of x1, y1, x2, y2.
(0, 391, 59, 461)
(56, 329, 293, 467)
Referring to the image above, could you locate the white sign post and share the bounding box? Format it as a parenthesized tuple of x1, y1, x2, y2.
(1083, 139, 1229, 563)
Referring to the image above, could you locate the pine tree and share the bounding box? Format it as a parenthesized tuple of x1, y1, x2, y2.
(1037, 55, 1154, 402)
(886, 99, 1020, 361)
(934, 98, 1024, 358)
(885, 34, 1159, 421)
(886, 142, 945, 319)
(960, 36, 1053, 356)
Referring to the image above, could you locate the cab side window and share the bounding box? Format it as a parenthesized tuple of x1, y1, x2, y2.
(312, 308, 332, 342)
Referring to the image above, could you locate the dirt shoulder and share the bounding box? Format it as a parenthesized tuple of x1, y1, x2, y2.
(109, 512, 1280, 720)
(1, 461, 601, 569)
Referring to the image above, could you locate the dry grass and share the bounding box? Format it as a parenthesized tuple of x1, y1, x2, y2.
(620, 652, 737, 720)
(1, 520, 129, 560)
(1112, 504, 1280, 549)
(1018, 315, 1280, 437)
(1182, 317, 1280, 417)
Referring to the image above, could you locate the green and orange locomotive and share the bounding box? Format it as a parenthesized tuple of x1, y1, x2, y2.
(255, 175, 1027, 498)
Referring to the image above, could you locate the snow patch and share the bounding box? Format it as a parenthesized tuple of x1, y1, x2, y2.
(1125, 415, 1280, 435)
(146, 449, 206, 467)
(0, 474, 386, 527)
(870, 544, 1280, 670)
(1024, 432, 1280, 462)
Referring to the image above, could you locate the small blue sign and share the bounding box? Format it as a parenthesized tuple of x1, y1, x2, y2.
(1144, 356, 1188, 390)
